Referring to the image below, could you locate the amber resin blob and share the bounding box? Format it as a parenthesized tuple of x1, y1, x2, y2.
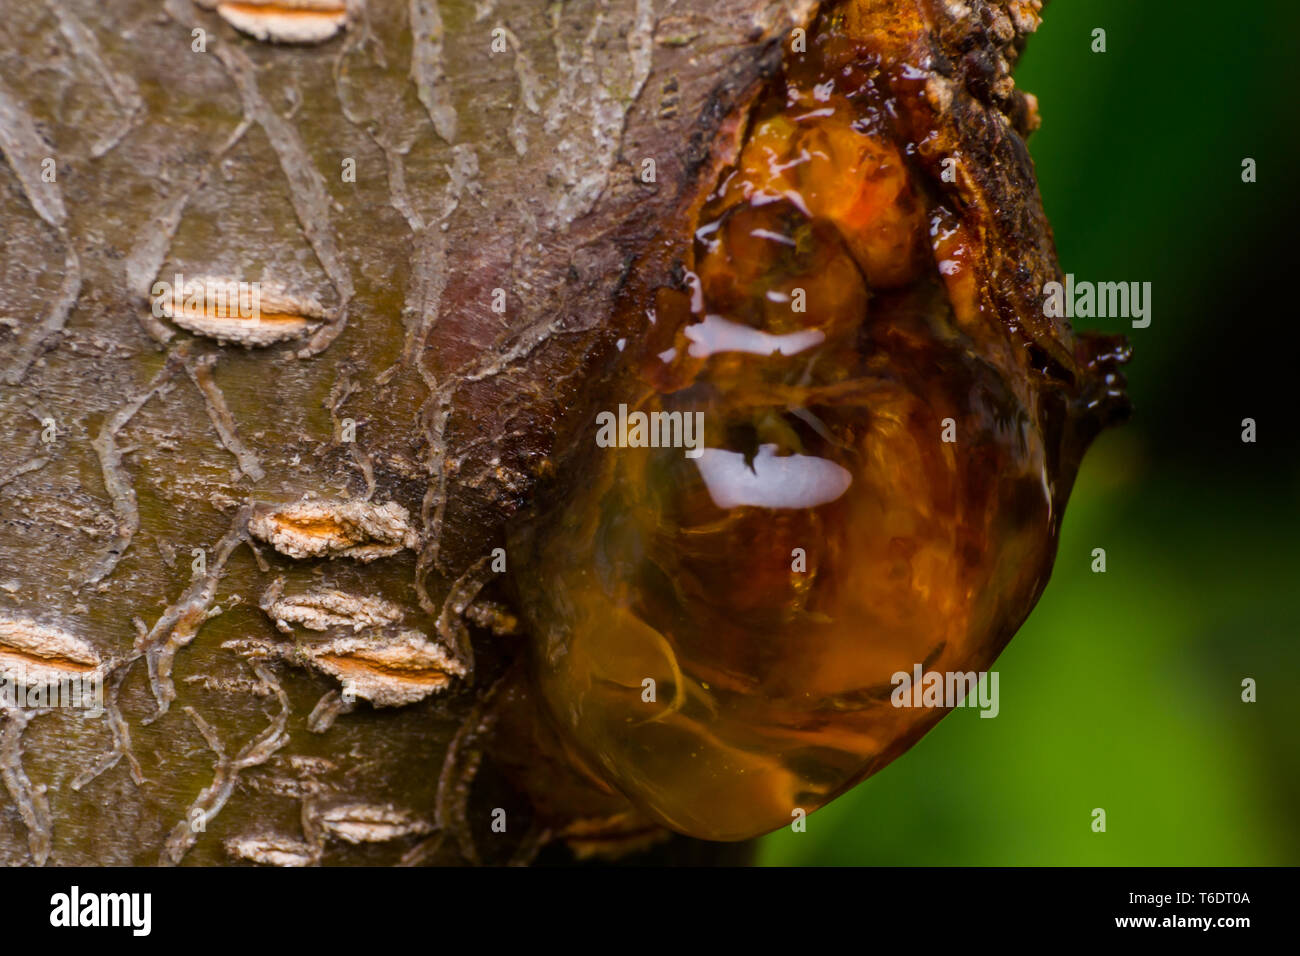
(510, 5, 1130, 841)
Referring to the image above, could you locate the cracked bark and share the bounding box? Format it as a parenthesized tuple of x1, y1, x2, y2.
(0, 0, 822, 866)
(0, 0, 1054, 864)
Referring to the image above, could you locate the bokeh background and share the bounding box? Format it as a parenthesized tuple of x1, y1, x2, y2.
(760, 0, 1300, 865)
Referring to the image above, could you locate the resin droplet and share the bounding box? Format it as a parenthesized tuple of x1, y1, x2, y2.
(512, 5, 1128, 841)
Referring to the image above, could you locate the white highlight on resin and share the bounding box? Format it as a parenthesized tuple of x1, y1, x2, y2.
(684, 314, 824, 358)
(695, 444, 852, 510)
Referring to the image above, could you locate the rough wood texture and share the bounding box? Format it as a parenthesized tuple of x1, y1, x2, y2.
(0, 0, 1074, 864)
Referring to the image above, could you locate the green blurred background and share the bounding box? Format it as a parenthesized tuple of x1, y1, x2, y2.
(759, 0, 1300, 865)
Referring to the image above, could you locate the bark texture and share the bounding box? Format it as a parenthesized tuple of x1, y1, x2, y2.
(0, 0, 1061, 864)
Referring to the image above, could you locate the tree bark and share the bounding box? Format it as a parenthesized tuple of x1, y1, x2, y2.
(0, 0, 828, 866)
(0, 0, 1071, 865)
